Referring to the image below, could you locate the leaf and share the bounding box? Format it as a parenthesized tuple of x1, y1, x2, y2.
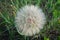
(44, 37, 49, 40)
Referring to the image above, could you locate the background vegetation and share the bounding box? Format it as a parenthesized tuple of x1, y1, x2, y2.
(0, 0, 60, 40)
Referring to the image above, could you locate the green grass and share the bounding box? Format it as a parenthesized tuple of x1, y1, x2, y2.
(0, 0, 60, 40)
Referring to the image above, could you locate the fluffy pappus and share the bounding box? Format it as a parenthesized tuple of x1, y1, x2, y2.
(15, 5, 46, 36)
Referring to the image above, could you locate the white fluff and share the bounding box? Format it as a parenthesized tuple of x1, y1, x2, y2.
(15, 5, 46, 36)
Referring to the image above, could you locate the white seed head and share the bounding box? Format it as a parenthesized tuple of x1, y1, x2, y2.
(15, 5, 46, 36)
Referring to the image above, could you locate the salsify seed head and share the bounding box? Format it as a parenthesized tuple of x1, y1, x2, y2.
(15, 5, 46, 36)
